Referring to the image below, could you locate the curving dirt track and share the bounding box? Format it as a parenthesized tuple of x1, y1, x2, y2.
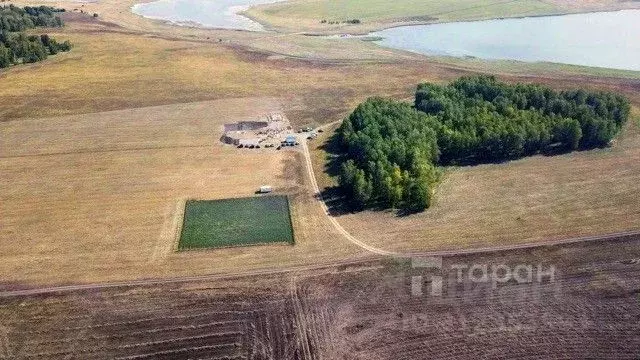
(300, 134, 398, 256)
(300, 125, 640, 258)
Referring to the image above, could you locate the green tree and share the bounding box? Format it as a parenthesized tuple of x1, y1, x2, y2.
(0, 44, 11, 67)
(404, 177, 431, 212)
(351, 169, 372, 209)
(552, 118, 582, 150)
(389, 165, 404, 208)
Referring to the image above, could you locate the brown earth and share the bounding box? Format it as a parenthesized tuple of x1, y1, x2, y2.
(0, 235, 638, 359)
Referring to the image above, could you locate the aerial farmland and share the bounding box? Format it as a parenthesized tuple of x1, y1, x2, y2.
(0, 0, 639, 358)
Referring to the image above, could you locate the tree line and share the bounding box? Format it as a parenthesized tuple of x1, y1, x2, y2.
(336, 76, 630, 212)
(0, 5, 70, 68)
(1, 5, 64, 32)
(416, 75, 630, 164)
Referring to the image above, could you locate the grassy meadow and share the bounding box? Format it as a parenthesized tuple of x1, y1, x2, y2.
(245, 0, 640, 33)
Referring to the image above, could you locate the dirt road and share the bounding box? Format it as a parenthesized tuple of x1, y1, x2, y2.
(1, 229, 637, 298)
(300, 138, 398, 256)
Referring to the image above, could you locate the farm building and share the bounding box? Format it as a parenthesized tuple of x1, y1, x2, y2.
(267, 113, 284, 122)
(222, 112, 290, 148)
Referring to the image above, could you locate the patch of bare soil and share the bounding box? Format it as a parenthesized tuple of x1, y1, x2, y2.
(1, 236, 638, 359)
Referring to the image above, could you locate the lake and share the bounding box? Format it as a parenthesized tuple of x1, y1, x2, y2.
(131, 0, 284, 31)
(371, 10, 640, 71)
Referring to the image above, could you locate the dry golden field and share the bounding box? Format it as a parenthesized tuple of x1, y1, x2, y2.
(1, 6, 640, 287)
(0, 14, 441, 123)
(0, 99, 366, 286)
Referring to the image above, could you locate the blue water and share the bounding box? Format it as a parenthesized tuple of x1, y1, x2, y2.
(372, 10, 640, 71)
(131, 0, 284, 31)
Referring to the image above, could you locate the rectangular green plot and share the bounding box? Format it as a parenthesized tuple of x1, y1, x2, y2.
(178, 195, 295, 250)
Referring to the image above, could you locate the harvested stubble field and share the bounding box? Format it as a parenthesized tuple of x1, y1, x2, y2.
(179, 196, 295, 250)
(0, 236, 638, 359)
(0, 98, 363, 286)
(1, 9, 640, 287)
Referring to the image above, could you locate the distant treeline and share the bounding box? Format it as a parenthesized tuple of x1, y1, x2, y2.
(337, 76, 630, 211)
(0, 5, 70, 68)
(416, 75, 630, 163)
(320, 18, 361, 25)
(0, 5, 64, 31)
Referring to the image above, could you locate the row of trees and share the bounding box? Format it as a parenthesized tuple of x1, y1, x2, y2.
(0, 5, 70, 68)
(0, 32, 71, 66)
(336, 76, 630, 212)
(0, 5, 64, 32)
(415, 76, 630, 164)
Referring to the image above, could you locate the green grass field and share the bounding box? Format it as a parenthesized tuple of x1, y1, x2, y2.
(178, 196, 295, 250)
(262, 0, 555, 21)
(246, 0, 559, 32)
(245, 0, 640, 33)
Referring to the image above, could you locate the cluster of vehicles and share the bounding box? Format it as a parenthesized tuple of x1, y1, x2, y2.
(235, 126, 322, 150)
(300, 127, 323, 140)
(237, 143, 273, 149)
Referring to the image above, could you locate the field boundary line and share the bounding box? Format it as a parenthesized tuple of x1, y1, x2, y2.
(404, 229, 640, 258)
(285, 195, 296, 245)
(0, 231, 638, 298)
(0, 144, 212, 159)
(151, 198, 185, 263)
(0, 259, 381, 298)
(172, 198, 187, 252)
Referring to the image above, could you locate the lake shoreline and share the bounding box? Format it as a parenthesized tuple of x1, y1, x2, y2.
(368, 9, 640, 72)
(131, 0, 288, 32)
(129, 0, 640, 36)
(244, 4, 640, 36)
